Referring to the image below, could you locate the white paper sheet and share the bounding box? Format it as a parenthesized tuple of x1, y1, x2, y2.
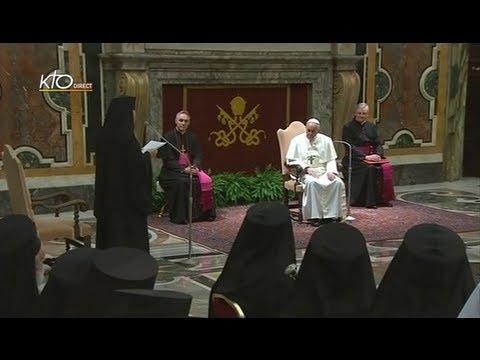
(142, 140, 166, 153)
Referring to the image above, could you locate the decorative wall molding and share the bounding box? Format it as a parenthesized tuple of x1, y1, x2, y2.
(116, 71, 150, 144)
(384, 129, 431, 149)
(333, 70, 361, 142)
(419, 44, 440, 147)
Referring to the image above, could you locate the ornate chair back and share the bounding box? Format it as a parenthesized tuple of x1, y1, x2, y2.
(2, 144, 93, 253)
(276, 121, 306, 222)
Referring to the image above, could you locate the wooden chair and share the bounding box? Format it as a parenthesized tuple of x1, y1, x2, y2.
(276, 121, 306, 223)
(211, 293, 246, 318)
(2, 144, 93, 253)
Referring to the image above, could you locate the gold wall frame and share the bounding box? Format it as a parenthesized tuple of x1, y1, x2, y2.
(117, 71, 150, 144)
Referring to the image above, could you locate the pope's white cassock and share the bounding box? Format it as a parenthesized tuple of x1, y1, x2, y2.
(458, 282, 480, 318)
(286, 132, 346, 221)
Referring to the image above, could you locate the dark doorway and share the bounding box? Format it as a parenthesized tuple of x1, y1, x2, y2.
(464, 43, 480, 177)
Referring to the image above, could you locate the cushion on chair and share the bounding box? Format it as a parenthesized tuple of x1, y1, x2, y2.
(34, 217, 93, 241)
(211, 293, 245, 318)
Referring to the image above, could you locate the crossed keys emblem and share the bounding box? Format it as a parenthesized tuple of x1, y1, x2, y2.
(208, 96, 266, 147)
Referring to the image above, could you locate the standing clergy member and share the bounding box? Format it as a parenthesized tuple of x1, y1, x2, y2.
(94, 96, 157, 253)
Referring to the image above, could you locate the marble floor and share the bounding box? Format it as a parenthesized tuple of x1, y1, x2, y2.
(40, 177, 480, 317)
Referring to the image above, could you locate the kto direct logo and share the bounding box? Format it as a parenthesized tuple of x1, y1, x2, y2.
(39, 70, 93, 92)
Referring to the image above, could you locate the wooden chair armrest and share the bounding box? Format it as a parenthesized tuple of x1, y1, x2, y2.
(31, 191, 71, 204)
(32, 199, 89, 217)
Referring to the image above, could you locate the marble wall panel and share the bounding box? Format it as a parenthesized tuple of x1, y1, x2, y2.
(0, 43, 67, 163)
(376, 43, 436, 144)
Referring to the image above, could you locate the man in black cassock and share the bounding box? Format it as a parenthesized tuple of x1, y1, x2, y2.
(157, 110, 216, 224)
(94, 96, 157, 253)
(342, 102, 395, 208)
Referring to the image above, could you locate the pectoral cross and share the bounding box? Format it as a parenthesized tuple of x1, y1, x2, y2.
(181, 144, 186, 153)
(307, 155, 315, 165)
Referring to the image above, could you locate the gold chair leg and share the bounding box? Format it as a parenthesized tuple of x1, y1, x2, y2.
(160, 203, 168, 217)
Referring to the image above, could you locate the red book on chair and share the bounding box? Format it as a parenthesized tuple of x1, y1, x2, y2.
(363, 159, 390, 165)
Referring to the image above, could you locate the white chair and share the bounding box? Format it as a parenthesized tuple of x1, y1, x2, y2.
(276, 121, 306, 223)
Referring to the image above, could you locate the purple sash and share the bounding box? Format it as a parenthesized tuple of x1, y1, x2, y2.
(358, 145, 395, 202)
(380, 162, 395, 202)
(179, 153, 214, 211)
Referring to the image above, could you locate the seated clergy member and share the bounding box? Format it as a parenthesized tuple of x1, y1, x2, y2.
(39, 247, 100, 317)
(208, 202, 297, 318)
(0, 215, 45, 317)
(371, 223, 475, 318)
(157, 110, 216, 224)
(286, 117, 346, 226)
(281, 223, 376, 318)
(341, 102, 395, 208)
(41, 246, 158, 317)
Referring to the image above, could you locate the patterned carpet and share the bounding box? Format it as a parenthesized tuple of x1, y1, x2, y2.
(148, 200, 480, 253)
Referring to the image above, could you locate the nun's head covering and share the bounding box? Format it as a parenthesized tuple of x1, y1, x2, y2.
(209, 201, 296, 318)
(98, 95, 137, 149)
(0, 214, 41, 317)
(282, 222, 376, 318)
(372, 223, 475, 318)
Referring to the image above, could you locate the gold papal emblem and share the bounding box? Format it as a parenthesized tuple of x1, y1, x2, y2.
(209, 96, 266, 147)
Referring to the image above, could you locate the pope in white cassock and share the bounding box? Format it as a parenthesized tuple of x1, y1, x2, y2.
(286, 118, 346, 226)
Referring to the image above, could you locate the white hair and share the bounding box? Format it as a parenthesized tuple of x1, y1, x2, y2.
(356, 103, 369, 111)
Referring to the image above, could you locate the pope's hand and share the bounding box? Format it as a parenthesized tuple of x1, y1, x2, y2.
(327, 172, 336, 181)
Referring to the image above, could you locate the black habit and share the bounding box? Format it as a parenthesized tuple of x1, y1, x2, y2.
(208, 202, 296, 318)
(371, 223, 475, 317)
(0, 215, 42, 317)
(281, 223, 376, 318)
(94, 96, 153, 253)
